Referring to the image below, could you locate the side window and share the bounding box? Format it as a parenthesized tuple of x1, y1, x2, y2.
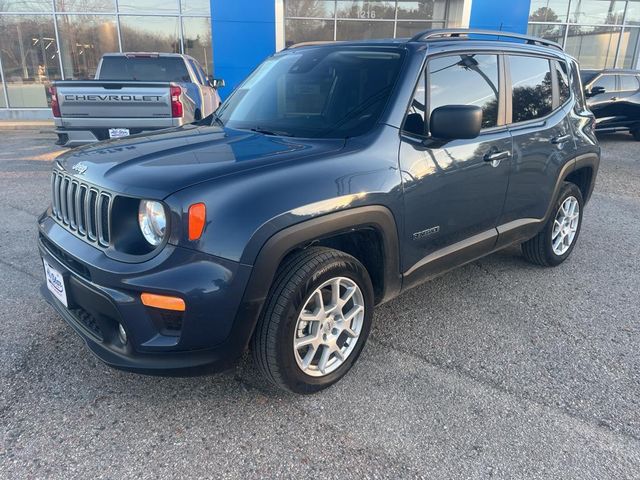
(509, 55, 553, 123)
(429, 54, 500, 130)
(619, 75, 640, 92)
(188, 60, 205, 84)
(593, 74, 616, 92)
(569, 59, 588, 112)
(403, 71, 426, 136)
(555, 61, 571, 105)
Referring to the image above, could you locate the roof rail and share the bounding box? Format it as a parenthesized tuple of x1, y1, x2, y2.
(409, 28, 563, 51)
(287, 40, 336, 49)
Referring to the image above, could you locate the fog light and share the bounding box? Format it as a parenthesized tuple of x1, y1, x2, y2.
(118, 323, 128, 344)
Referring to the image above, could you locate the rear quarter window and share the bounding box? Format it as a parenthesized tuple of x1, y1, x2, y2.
(555, 60, 571, 105)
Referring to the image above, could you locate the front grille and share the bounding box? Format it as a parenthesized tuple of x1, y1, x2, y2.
(51, 171, 112, 248)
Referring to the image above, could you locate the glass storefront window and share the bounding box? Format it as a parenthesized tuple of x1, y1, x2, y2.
(527, 23, 566, 46)
(0, 15, 61, 107)
(285, 0, 336, 18)
(55, 0, 116, 13)
(336, 19, 395, 39)
(0, 0, 51, 12)
(396, 20, 444, 37)
(617, 27, 640, 68)
(336, 1, 397, 20)
(397, 0, 448, 20)
(180, 0, 210, 15)
(57, 15, 118, 79)
(0, 83, 6, 108)
(283, 0, 462, 44)
(565, 25, 620, 69)
(182, 17, 212, 75)
(529, 0, 570, 22)
(284, 19, 334, 46)
(119, 16, 180, 53)
(570, 0, 625, 25)
(118, 0, 179, 14)
(625, 1, 640, 25)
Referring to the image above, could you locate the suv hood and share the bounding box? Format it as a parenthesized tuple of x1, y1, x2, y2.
(54, 125, 346, 198)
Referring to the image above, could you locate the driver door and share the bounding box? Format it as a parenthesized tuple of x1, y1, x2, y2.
(399, 53, 511, 287)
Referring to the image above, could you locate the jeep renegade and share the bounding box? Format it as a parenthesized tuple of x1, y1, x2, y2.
(38, 29, 600, 393)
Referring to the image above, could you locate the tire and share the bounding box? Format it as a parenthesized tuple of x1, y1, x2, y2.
(631, 129, 640, 141)
(522, 182, 584, 267)
(252, 247, 374, 394)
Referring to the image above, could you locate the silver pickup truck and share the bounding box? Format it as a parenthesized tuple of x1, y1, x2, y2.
(50, 53, 223, 147)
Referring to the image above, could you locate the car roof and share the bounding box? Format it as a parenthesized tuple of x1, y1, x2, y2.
(103, 52, 187, 58)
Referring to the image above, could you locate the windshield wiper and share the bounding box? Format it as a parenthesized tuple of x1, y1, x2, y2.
(250, 127, 293, 137)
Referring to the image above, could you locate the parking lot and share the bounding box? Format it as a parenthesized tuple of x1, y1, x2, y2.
(0, 129, 639, 478)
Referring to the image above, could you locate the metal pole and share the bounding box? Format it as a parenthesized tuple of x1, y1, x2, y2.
(0, 52, 10, 108)
(52, 0, 65, 79)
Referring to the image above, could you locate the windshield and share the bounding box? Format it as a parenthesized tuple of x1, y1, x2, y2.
(216, 47, 405, 138)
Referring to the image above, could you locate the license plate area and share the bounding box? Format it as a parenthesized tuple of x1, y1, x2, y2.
(43, 259, 68, 307)
(109, 128, 130, 139)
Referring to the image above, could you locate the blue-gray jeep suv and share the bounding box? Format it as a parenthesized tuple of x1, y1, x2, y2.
(38, 29, 600, 393)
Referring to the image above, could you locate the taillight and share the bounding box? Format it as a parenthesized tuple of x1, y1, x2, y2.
(170, 85, 183, 118)
(49, 86, 61, 118)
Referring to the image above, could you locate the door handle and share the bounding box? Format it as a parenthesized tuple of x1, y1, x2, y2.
(611, 96, 619, 101)
(484, 150, 511, 163)
(551, 134, 571, 144)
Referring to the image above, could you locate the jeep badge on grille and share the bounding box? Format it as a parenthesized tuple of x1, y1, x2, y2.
(72, 162, 88, 175)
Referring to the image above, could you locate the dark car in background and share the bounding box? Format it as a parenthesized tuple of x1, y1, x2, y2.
(582, 69, 640, 140)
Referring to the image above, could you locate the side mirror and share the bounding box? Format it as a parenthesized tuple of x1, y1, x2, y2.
(430, 105, 482, 140)
(210, 77, 225, 89)
(587, 85, 606, 97)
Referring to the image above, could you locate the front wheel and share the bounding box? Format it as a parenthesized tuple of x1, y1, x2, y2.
(522, 182, 584, 267)
(252, 247, 374, 394)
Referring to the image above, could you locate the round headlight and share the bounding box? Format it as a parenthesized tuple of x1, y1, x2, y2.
(138, 200, 166, 246)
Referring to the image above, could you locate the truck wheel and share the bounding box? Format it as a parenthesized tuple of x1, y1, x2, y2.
(522, 182, 584, 267)
(252, 247, 374, 394)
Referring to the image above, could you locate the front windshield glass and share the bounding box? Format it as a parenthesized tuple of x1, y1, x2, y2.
(216, 47, 405, 138)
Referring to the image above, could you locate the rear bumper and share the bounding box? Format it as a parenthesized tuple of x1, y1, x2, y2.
(54, 117, 187, 147)
(38, 215, 254, 375)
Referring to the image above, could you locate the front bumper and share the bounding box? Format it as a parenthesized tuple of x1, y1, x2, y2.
(38, 214, 254, 375)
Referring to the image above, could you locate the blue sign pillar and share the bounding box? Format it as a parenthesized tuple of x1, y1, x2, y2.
(469, 0, 532, 34)
(210, 0, 277, 100)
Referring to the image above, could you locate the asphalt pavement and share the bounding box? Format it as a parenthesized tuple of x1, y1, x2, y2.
(0, 130, 638, 479)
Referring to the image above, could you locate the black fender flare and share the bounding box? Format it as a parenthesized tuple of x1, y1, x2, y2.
(229, 205, 402, 351)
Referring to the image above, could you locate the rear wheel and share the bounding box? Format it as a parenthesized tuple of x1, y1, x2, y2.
(631, 128, 640, 141)
(252, 247, 374, 394)
(522, 182, 584, 267)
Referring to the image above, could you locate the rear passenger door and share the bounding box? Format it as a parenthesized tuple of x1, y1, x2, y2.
(586, 73, 619, 127)
(500, 55, 577, 227)
(399, 52, 512, 282)
(614, 74, 640, 126)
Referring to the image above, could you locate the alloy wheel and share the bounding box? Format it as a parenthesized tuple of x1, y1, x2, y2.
(293, 277, 365, 377)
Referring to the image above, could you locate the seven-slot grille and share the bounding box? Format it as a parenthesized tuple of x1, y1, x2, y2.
(51, 170, 112, 248)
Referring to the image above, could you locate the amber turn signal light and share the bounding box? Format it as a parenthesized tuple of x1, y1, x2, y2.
(141, 293, 186, 312)
(188, 202, 206, 241)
